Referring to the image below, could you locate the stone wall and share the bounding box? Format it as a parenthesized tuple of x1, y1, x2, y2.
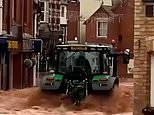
(134, 0, 154, 115)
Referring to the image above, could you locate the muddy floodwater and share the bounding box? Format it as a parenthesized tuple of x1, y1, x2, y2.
(0, 80, 133, 115)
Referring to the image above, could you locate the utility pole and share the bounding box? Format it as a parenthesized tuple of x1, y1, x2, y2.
(0, 0, 3, 35)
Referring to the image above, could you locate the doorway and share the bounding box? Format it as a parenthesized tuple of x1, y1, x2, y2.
(151, 54, 154, 107)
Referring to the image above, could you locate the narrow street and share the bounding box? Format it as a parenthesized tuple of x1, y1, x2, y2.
(0, 79, 133, 115)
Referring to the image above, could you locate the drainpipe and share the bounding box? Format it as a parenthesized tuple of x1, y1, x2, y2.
(33, 0, 39, 87)
(34, 0, 39, 38)
(0, 0, 3, 35)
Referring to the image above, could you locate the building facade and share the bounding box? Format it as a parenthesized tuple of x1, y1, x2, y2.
(60, 0, 68, 43)
(134, 0, 154, 115)
(67, 0, 80, 41)
(1, 0, 35, 90)
(34, 0, 62, 72)
(84, 0, 134, 78)
(79, 0, 112, 43)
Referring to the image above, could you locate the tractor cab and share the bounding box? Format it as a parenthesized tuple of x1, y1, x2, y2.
(55, 44, 113, 77)
(40, 43, 130, 93)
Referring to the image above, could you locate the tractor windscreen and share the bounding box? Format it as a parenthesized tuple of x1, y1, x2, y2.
(57, 51, 100, 74)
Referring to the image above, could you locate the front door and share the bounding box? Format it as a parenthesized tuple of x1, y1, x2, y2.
(151, 54, 154, 107)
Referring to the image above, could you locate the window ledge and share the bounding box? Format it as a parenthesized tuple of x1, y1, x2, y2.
(97, 36, 107, 38)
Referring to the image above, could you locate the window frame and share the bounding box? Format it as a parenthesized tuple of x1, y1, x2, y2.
(145, 5, 153, 17)
(96, 19, 108, 38)
(40, 1, 49, 23)
(61, 6, 65, 17)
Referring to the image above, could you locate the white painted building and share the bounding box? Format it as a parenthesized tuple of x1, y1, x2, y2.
(60, 0, 68, 43)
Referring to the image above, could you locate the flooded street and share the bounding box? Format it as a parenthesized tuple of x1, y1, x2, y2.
(0, 79, 133, 115)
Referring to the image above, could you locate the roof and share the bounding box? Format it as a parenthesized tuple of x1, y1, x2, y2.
(83, 0, 123, 24)
(56, 43, 112, 48)
(83, 4, 114, 24)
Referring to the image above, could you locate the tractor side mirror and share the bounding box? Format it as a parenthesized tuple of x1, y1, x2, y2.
(122, 49, 130, 64)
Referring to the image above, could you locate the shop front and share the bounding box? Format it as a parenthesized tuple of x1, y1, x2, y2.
(7, 38, 41, 89)
(0, 37, 8, 90)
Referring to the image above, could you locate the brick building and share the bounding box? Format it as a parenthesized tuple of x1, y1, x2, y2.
(84, 0, 134, 78)
(134, 0, 154, 115)
(67, 0, 80, 41)
(1, 0, 35, 90)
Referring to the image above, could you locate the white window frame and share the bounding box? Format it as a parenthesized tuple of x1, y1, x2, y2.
(61, 6, 65, 17)
(96, 19, 108, 38)
(40, 1, 49, 23)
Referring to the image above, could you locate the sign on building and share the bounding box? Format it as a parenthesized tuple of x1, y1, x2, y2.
(7, 40, 19, 49)
(22, 39, 43, 53)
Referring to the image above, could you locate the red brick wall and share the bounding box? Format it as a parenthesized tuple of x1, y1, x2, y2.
(67, 1, 80, 41)
(114, 0, 134, 78)
(85, 17, 120, 46)
(85, 1, 134, 50)
(85, 0, 134, 78)
(2, 0, 34, 89)
(3, 0, 33, 35)
(13, 53, 22, 89)
(117, 0, 134, 51)
(2, 0, 10, 32)
(24, 0, 33, 35)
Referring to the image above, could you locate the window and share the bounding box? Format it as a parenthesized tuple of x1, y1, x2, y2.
(51, 18, 55, 23)
(61, 27, 66, 35)
(52, 4, 55, 9)
(102, 54, 108, 74)
(3, 0, 4, 20)
(97, 21, 108, 37)
(12, 0, 16, 21)
(56, 18, 60, 24)
(57, 51, 100, 74)
(24, 0, 27, 24)
(61, 6, 65, 17)
(57, 5, 60, 9)
(146, 5, 153, 17)
(40, 1, 49, 22)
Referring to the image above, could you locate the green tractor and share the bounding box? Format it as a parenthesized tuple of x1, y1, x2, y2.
(39, 43, 130, 105)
